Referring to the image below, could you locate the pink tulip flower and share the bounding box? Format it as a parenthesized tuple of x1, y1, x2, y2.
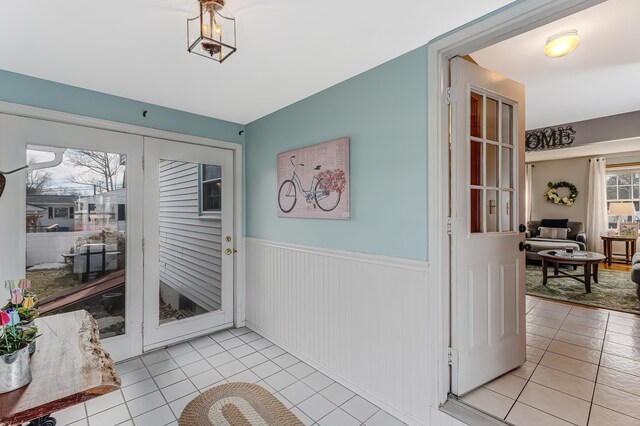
(10, 289, 23, 305)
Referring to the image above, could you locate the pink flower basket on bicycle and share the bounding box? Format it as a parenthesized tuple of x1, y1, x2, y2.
(317, 169, 346, 193)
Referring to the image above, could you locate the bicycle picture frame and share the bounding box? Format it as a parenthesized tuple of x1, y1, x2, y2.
(276, 137, 350, 220)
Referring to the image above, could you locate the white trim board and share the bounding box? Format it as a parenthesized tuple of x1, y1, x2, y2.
(427, 0, 605, 412)
(526, 137, 640, 162)
(244, 237, 430, 425)
(0, 100, 242, 150)
(245, 237, 428, 271)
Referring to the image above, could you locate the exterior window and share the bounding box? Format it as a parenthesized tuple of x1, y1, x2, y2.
(606, 169, 640, 229)
(118, 204, 126, 221)
(69, 207, 75, 219)
(200, 165, 222, 214)
(54, 207, 69, 218)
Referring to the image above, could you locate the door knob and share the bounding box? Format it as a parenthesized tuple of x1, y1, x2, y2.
(224, 248, 232, 255)
(519, 224, 526, 233)
(225, 236, 232, 243)
(519, 242, 531, 252)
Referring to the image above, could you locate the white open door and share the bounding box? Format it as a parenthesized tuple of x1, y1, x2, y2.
(449, 57, 526, 396)
(143, 137, 235, 351)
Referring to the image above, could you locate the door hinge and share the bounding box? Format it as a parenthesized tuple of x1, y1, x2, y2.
(446, 87, 453, 104)
(447, 347, 458, 366)
(142, 156, 145, 169)
(142, 238, 145, 251)
(447, 218, 452, 235)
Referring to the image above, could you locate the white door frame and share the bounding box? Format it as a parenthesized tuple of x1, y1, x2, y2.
(426, 0, 605, 408)
(142, 137, 235, 350)
(0, 101, 246, 361)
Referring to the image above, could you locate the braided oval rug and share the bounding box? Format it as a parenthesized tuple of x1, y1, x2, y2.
(179, 382, 304, 426)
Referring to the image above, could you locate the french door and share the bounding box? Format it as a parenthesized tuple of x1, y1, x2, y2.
(0, 114, 144, 362)
(449, 57, 526, 395)
(142, 137, 235, 351)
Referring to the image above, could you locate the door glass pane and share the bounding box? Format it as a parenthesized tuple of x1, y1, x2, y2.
(486, 144, 499, 188)
(471, 189, 483, 233)
(486, 98, 499, 142)
(470, 92, 483, 138)
(159, 160, 223, 324)
(501, 147, 513, 189)
(26, 146, 127, 339)
(502, 104, 513, 145)
(470, 141, 483, 186)
(501, 191, 514, 232)
(487, 190, 499, 232)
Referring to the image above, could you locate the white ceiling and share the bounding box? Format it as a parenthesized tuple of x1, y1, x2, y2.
(0, 1, 512, 125)
(472, 0, 640, 130)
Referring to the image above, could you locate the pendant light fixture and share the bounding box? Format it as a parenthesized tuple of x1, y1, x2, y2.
(187, 0, 237, 63)
(544, 30, 580, 58)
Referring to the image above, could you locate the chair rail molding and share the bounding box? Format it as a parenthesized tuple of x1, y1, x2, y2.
(244, 237, 429, 425)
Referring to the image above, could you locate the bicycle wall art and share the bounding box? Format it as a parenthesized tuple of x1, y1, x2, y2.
(277, 137, 350, 220)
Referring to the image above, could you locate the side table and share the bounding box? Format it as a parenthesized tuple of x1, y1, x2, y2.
(601, 235, 638, 266)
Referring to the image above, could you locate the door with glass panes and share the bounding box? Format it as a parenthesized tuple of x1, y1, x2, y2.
(449, 57, 527, 396)
(143, 137, 235, 350)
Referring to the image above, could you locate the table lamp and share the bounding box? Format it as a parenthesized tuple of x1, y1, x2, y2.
(608, 202, 635, 233)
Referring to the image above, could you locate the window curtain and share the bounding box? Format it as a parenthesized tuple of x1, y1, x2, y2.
(525, 164, 533, 224)
(586, 157, 607, 252)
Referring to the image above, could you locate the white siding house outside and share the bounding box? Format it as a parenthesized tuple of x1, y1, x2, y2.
(158, 160, 222, 314)
(26, 194, 77, 231)
(76, 188, 127, 232)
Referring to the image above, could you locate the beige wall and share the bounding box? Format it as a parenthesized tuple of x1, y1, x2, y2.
(528, 157, 590, 225)
(528, 151, 640, 227)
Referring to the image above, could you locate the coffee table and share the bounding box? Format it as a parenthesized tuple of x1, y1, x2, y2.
(538, 250, 605, 293)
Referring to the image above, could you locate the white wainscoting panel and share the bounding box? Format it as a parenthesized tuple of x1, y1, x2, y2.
(245, 238, 430, 425)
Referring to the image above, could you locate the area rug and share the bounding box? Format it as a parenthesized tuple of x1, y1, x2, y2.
(526, 264, 640, 314)
(179, 382, 304, 426)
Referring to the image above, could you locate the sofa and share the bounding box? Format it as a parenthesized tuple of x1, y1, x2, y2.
(632, 253, 640, 299)
(525, 219, 587, 262)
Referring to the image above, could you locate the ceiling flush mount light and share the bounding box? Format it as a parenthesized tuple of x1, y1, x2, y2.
(544, 30, 580, 57)
(188, 0, 237, 63)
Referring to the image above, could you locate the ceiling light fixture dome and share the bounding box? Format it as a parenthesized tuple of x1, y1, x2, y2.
(544, 30, 580, 57)
(188, 0, 237, 63)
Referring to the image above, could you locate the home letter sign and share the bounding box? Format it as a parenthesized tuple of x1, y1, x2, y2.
(525, 125, 575, 152)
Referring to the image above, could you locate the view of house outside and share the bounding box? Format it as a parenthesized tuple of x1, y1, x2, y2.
(25, 146, 127, 338)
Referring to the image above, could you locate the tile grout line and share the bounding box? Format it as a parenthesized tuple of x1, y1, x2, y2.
(585, 309, 610, 425)
(501, 298, 542, 421)
(503, 299, 569, 421)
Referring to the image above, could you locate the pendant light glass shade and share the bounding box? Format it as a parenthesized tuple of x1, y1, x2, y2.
(188, 0, 237, 63)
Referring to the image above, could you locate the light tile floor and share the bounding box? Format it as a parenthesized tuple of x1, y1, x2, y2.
(461, 295, 640, 426)
(49, 327, 405, 426)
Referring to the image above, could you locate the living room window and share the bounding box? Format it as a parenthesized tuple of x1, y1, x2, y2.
(605, 167, 640, 228)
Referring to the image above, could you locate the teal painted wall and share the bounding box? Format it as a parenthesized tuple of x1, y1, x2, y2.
(245, 47, 428, 260)
(0, 70, 245, 144)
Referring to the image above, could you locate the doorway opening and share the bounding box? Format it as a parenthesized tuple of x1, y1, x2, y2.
(429, 0, 640, 424)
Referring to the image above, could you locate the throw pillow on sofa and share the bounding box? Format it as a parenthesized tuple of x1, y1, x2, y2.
(540, 218, 569, 228)
(539, 226, 568, 239)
